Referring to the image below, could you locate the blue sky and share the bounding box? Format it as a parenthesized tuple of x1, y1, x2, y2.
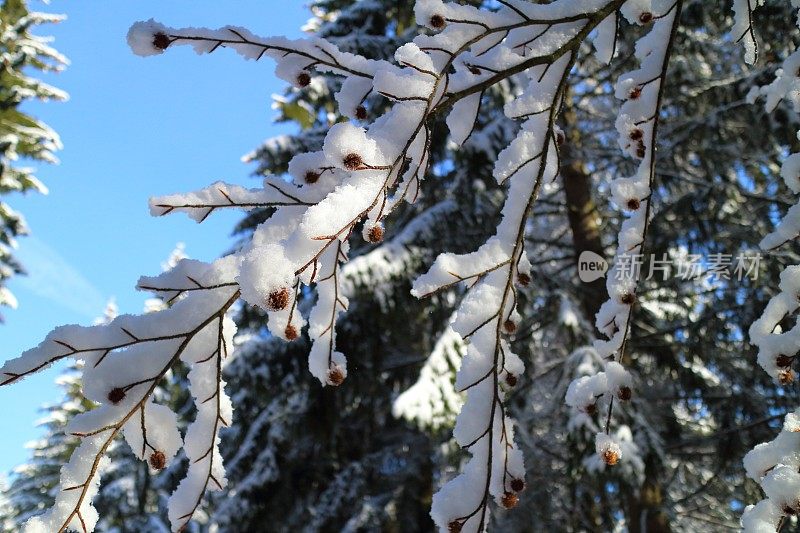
(1, 1, 308, 475)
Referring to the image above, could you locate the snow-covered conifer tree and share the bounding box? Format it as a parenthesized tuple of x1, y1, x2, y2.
(0, 0, 67, 321)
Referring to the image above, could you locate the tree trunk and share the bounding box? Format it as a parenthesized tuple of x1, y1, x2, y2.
(627, 456, 672, 533)
(561, 102, 607, 321)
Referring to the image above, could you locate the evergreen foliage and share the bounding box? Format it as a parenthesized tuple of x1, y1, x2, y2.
(0, 0, 67, 321)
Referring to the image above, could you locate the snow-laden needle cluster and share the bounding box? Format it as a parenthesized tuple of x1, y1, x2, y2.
(2, 0, 799, 531)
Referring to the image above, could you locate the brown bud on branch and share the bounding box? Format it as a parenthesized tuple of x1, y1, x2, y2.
(296, 71, 311, 87)
(367, 225, 384, 243)
(107, 387, 125, 404)
(327, 366, 345, 386)
(266, 288, 290, 311)
(501, 491, 519, 509)
(430, 14, 446, 29)
(602, 449, 620, 466)
(343, 153, 363, 171)
(153, 32, 171, 51)
(149, 451, 166, 470)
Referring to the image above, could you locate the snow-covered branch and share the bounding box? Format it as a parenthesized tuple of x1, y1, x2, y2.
(7, 0, 797, 531)
(3, 1, 640, 530)
(414, 51, 574, 532)
(150, 179, 315, 222)
(742, 10, 800, 527)
(2, 260, 239, 532)
(564, 0, 681, 469)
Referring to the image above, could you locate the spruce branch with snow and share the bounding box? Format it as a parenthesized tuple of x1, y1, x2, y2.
(0, 0, 67, 321)
(5, 1, 800, 531)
